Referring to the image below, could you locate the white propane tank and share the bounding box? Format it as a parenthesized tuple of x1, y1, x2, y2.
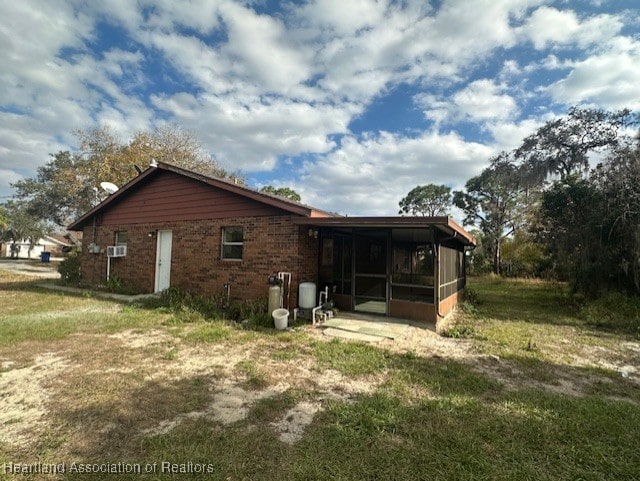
(298, 282, 317, 309)
(268, 285, 282, 315)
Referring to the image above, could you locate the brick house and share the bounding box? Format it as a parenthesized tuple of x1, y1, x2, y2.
(68, 162, 475, 323)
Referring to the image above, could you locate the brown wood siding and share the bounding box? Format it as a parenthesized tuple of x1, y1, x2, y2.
(101, 171, 286, 225)
(333, 294, 352, 312)
(389, 299, 436, 323)
(438, 290, 464, 319)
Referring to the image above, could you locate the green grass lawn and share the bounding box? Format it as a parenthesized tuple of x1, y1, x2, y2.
(1, 271, 639, 480)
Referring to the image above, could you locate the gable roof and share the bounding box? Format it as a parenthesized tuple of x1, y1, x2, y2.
(68, 161, 337, 231)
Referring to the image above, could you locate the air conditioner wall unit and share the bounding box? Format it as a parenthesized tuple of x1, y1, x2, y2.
(107, 245, 127, 257)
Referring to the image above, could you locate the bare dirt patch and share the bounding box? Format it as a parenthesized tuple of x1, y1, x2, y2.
(270, 400, 322, 444)
(0, 352, 69, 447)
(382, 324, 474, 359)
(2, 320, 638, 457)
(309, 316, 640, 401)
(107, 328, 176, 349)
(308, 321, 474, 359)
(139, 340, 387, 441)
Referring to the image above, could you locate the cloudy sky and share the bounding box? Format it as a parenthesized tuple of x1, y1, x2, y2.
(1, 0, 639, 217)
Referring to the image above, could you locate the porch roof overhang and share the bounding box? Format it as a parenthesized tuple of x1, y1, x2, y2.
(292, 216, 476, 246)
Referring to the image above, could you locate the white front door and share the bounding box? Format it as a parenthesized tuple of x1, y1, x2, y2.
(155, 230, 173, 292)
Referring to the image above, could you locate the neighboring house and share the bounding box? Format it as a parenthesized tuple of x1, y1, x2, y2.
(68, 162, 475, 323)
(1, 234, 76, 259)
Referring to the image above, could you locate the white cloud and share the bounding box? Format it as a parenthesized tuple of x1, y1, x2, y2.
(547, 38, 640, 109)
(86, 0, 142, 32)
(151, 92, 356, 171)
(0, 1, 158, 191)
(519, 6, 623, 50)
(0, 2, 91, 107)
(0, 169, 23, 197)
(294, 131, 493, 216)
(418, 79, 518, 125)
(144, 31, 235, 94)
(1, 0, 639, 210)
(219, 2, 313, 92)
(499, 60, 522, 80)
(415, 0, 535, 63)
(142, 0, 222, 34)
(296, 0, 389, 36)
(0, 112, 68, 178)
(307, 0, 546, 101)
(485, 118, 545, 152)
(452, 80, 518, 121)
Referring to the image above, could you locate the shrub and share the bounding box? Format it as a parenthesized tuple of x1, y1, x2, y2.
(170, 306, 206, 324)
(439, 323, 475, 339)
(437, 307, 475, 338)
(464, 286, 480, 306)
(458, 301, 478, 316)
(153, 287, 271, 326)
(581, 292, 640, 336)
(58, 249, 81, 286)
(157, 287, 225, 319)
(501, 232, 550, 278)
(106, 275, 123, 292)
(227, 297, 271, 327)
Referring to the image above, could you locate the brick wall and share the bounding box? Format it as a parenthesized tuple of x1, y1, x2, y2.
(80, 215, 319, 306)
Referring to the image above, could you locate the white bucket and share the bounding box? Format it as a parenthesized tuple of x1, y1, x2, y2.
(272, 308, 289, 330)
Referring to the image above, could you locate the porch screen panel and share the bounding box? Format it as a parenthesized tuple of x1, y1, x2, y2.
(354, 232, 388, 314)
(391, 241, 435, 304)
(333, 235, 352, 295)
(439, 246, 466, 300)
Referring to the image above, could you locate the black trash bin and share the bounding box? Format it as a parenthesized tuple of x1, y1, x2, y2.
(40, 251, 51, 263)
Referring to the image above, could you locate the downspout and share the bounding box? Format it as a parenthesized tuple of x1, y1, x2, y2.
(92, 215, 97, 249)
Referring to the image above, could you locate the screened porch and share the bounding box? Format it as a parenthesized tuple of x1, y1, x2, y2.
(300, 217, 474, 323)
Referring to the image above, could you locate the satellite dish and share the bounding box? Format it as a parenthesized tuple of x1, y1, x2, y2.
(100, 181, 119, 194)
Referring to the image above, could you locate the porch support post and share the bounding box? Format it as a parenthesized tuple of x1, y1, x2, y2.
(350, 228, 356, 311)
(386, 228, 392, 315)
(433, 226, 440, 318)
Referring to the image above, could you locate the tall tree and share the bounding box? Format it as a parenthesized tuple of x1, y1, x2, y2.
(12, 125, 229, 227)
(398, 184, 452, 216)
(1, 200, 49, 256)
(0, 205, 8, 232)
(453, 153, 526, 274)
(538, 175, 605, 293)
(11, 151, 95, 227)
(500, 229, 549, 278)
(515, 107, 633, 185)
(120, 126, 228, 179)
(593, 142, 640, 294)
(260, 185, 302, 202)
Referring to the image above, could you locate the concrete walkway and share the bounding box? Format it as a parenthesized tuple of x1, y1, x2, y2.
(36, 282, 160, 303)
(319, 311, 429, 343)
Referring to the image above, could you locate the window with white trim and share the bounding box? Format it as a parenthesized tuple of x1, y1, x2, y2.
(221, 227, 243, 261)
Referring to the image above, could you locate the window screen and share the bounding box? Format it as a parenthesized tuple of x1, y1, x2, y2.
(222, 227, 243, 260)
(115, 231, 128, 246)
